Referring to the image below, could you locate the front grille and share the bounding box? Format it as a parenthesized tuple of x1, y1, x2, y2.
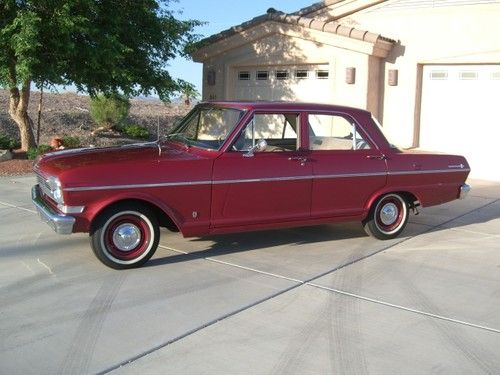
(36, 174, 53, 200)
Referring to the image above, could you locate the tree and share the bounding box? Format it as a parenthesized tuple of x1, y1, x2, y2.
(0, 0, 201, 150)
(178, 79, 200, 106)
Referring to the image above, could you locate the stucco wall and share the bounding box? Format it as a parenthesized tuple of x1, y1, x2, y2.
(340, 2, 500, 147)
(201, 28, 381, 115)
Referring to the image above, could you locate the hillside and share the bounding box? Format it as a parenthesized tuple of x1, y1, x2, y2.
(0, 90, 191, 148)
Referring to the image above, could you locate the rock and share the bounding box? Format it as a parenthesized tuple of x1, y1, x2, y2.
(0, 149, 13, 161)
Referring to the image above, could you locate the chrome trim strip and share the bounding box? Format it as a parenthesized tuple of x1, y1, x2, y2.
(212, 175, 312, 184)
(388, 169, 470, 176)
(65, 180, 212, 192)
(63, 169, 469, 191)
(314, 172, 387, 180)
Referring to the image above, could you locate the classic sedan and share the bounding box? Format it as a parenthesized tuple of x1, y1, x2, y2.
(32, 102, 471, 269)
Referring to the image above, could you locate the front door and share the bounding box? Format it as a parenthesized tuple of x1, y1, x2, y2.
(211, 112, 312, 228)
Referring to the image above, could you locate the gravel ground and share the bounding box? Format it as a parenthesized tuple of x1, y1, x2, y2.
(0, 90, 191, 175)
(0, 89, 190, 147)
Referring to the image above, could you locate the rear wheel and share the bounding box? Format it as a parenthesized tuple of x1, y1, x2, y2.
(90, 203, 159, 269)
(363, 193, 409, 240)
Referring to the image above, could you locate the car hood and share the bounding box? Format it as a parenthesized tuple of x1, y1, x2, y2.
(34, 142, 214, 189)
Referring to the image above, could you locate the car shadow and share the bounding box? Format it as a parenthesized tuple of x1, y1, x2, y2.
(146, 222, 369, 267)
(146, 198, 500, 268)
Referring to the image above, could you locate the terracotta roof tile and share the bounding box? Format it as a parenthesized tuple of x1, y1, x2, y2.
(193, 9, 394, 51)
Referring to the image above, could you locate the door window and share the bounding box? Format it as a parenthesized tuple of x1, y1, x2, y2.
(308, 114, 370, 150)
(232, 113, 299, 152)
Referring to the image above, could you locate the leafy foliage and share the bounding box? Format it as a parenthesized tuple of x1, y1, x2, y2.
(120, 124, 150, 140)
(0, 132, 21, 150)
(89, 94, 130, 130)
(61, 136, 81, 148)
(0, 0, 202, 149)
(27, 144, 52, 160)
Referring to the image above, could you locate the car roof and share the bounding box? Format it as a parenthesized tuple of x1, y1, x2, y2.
(198, 101, 372, 115)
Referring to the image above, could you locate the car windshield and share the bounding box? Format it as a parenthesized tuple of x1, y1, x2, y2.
(166, 106, 245, 150)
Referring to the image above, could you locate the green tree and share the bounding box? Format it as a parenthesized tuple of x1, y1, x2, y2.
(178, 79, 200, 106)
(90, 94, 130, 130)
(0, 0, 200, 150)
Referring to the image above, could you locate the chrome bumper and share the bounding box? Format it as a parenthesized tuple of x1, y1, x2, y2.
(459, 183, 471, 199)
(32, 185, 75, 234)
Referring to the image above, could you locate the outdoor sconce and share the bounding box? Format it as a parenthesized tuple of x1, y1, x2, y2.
(388, 69, 398, 86)
(346, 67, 356, 84)
(207, 69, 216, 86)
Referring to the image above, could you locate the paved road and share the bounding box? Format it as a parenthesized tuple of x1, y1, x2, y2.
(1, 175, 499, 374)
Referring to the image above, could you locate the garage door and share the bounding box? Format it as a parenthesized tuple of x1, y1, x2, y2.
(235, 64, 333, 104)
(420, 64, 500, 180)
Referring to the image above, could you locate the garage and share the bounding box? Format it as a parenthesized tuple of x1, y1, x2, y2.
(419, 64, 500, 180)
(234, 64, 333, 103)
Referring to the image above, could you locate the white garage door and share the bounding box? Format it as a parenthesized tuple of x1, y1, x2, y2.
(235, 64, 333, 104)
(420, 64, 500, 180)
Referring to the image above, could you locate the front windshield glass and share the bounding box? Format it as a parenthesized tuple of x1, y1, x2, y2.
(167, 106, 244, 150)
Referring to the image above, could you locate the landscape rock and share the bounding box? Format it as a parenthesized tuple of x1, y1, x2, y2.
(0, 149, 12, 161)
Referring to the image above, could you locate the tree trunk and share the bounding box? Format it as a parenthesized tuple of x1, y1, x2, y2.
(8, 80, 36, 151)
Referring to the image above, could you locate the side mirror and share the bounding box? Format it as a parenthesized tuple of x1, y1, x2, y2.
(243, 139, 267, 158)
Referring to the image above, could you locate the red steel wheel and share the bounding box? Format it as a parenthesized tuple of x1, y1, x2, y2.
(363, 193, 409, 240)
(90, 203, 159, 269)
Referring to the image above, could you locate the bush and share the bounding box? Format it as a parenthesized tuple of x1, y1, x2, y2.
(61, 136, 81, 148)
(0, 132, 20, 150)
(120, 124, 150, 140)
(89, 94, 130, 130)
(27, 145, 53, 160)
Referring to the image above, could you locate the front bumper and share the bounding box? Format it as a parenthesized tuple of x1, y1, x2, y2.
(32, 185, 75, 234)
(459, 183, 471, 199)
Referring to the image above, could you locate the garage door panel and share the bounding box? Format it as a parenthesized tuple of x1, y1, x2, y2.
(420, 65, 500, 180)
(234, 64, 333, 104)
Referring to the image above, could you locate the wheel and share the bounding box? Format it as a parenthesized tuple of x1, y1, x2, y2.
(90, 203, 160, 269)
(363, 193, 409, 240)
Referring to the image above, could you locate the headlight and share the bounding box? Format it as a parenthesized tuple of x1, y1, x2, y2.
(46, 176, 64, 205)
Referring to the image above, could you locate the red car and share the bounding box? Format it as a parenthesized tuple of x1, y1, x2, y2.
(32, 102, 471, 269)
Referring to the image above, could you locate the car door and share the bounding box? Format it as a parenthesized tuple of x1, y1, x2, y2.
(307, 112, 387, 218)
(211, 111, 312, 229)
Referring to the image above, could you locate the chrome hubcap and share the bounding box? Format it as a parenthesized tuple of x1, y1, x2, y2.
(380, 203, 398, 225)
(112, 223, 141, 251)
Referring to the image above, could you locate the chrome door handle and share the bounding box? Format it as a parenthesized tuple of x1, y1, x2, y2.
(366, 154, 387, 160)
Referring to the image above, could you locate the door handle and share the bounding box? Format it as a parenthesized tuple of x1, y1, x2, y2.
(366, 154, 387, 160)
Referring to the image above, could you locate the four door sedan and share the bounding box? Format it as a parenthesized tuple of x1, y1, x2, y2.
(32, 102, 470, 269)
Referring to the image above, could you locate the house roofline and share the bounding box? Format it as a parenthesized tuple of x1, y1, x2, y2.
(191, 9, 394, 60)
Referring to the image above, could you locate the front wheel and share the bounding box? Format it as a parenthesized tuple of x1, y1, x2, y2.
(363, 193, 409, 240)
(90, 203, 160, 269)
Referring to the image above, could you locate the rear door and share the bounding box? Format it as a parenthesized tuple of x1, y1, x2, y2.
(306, 112, 387, 218)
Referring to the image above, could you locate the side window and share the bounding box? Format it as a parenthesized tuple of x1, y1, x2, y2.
(308, 114, 370, 150)
(232, 113, 299, 152)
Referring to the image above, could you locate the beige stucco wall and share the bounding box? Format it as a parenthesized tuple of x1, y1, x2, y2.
(335, 2, 500, 147)
(198, 22, 387, 118)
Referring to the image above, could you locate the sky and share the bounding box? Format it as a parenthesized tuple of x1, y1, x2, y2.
(168, 0, 316, 94)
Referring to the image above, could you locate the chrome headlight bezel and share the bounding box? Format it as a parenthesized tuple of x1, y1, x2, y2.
(46, 176, 65, 205)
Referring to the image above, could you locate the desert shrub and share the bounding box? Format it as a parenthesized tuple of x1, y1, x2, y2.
(89, 94, 130, 130)
(0, 132, 20, 150)
(61, 136, 81, 148)
(120, 124, 150, 140)
(27, 145, 53, 160)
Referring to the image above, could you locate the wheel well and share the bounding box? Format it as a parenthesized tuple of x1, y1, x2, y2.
(368, 191, 420, 213)
(91, 199, 179, 233)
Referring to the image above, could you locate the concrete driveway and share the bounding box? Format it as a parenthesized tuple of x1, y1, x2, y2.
(1, 175, 499, 374)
